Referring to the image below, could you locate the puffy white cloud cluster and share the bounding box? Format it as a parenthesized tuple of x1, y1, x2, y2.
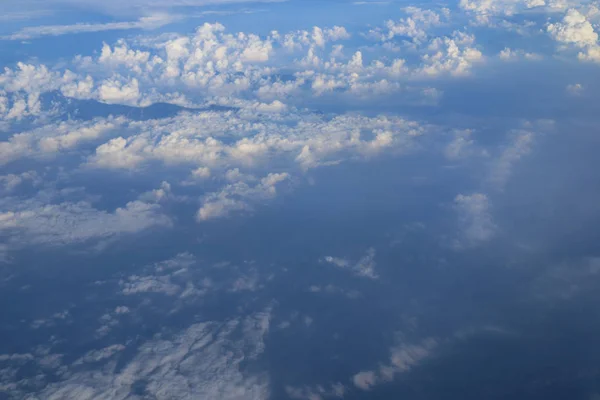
(459, 0, 551, 25)
(197, 172, 289, 221)
(367, 7, 450, 44)
(0, 171, 40, 194)
(417, 31, 484, 76)
(11, 310, 272, 400)
(285, 382, 346, 400)
(64, 23, 352, 106)
(548, 8, 600, 62)
(0, 200, 172, 248)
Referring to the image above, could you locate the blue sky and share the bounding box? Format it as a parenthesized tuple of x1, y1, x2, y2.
(1, 0, 600, 399)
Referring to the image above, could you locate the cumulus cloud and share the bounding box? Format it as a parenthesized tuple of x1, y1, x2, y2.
(548, 9, 598, 47)
(566, 82, 584, 94)
(1, 117, 124, 165)
(417, 32, 484, 76)
(13, 309, 272, 400)
(488, 130, 534, 190)
(460, 0, 546, 25)
(0, 171, 40, 194)
(197, 172, 289, 221)
(0, 200, 172, 249)
(444, 129, 489, 160)
(368, 7, 449, 43)
(13, 0, 286, 19)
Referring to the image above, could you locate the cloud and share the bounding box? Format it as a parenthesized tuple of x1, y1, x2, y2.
(15, 309, 272, 400)
(2, 14, 180, 41)
(488, 130, 534, 190)
(498, 47, 543, 61)
(14, 0, 285, 19)
(1, 117, 124, 166)
(444, 129, 488, 160)
(547, 8, 600, 62)
(454, 193, 496, 244)
(308, 284, 361, 299)
(353, 370, 378, 390)
(417, 31, 484, 77)
(98, 77, 141, 105)
(548, 9, 598, 47)
(0, 171, 40, 194)
(197, 172, 289, 221)
(459, 0, 547, 25)
(285, 383, 346, 400)
(73, 345, 126, 365)
(322, 247, 378, 279)
(566, 82, 584, 94)
(368, 7, 449, 43)
(353, 338, 437, 390)
(84, 109, 422, 173)
(0, 200, 172, 248)
(121, 274, 182, 296)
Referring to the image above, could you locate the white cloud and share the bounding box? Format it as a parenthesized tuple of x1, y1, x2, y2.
(547, 8, 600, 62)
(1, 117, 123, 165)
(353, 338, 437, 390)
(98, 77, 141, 105)
(353, 370, 378, 390)
(417, 32, 484, 76)
(2, 14, 181, 41)
(114, 306, 130, 314)
(13, 0, 286, 20)
(21, 309, 272, 400)
(197, 172, 289, 221)
(85, 109, 422, 177)
(444, 129, 488, 160)
(323, 247, 379, 279)
(121, 274, 182, 296)
(368, 7, 448, 43)
(73, 345, 126, 365)
(488, 130, 534, 190)
(0, 200, 172, 248)
(459, 0, 545, 25)
(498, 47, 543, 61)
(454, 193, 496, 244)
(308, 284, 361, 299)
(285, 383, 346, 400)
(548, 9, 598, 47)
(566, 82, 584, 94)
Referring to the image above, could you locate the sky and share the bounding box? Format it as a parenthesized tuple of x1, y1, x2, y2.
(1, 0, 600, 399)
